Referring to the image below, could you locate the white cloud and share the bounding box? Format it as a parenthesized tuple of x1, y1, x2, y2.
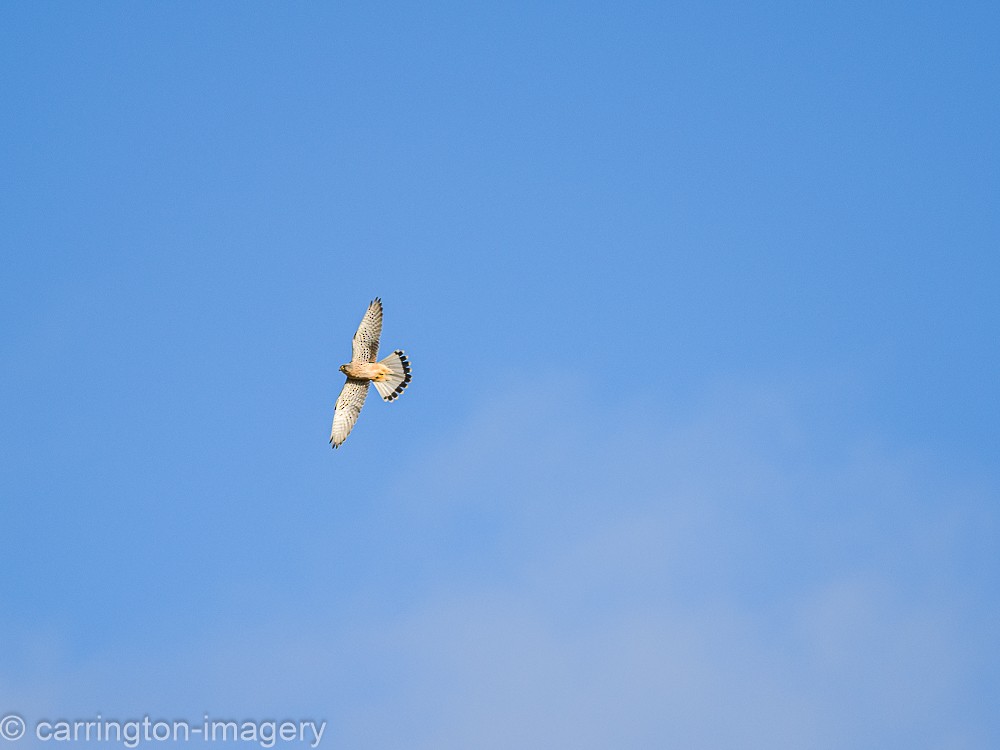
(3, 378, 996, 748)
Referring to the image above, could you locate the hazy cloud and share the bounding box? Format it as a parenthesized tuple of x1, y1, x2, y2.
(3, 379, 996, 748)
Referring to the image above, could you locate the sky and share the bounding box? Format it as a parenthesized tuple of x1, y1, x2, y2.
(1, 2, 998, 748)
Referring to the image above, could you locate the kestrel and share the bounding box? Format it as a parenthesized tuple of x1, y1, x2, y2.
(329, 297, 411, 448)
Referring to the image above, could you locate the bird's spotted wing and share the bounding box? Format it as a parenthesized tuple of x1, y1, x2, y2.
(330, 379, 370, 448)
(351, 298, 383, 363)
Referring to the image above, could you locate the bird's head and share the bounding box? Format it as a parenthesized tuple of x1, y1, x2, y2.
(339, 364, 348, 374)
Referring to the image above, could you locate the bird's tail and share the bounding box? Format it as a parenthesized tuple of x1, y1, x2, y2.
(373, 350, 412, 402)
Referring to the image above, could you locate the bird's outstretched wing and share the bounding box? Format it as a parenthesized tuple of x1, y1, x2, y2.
(330, 379, 370, 448)
(351, 298, 383, 363)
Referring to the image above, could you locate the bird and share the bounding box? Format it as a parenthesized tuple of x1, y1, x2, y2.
(329, 297, 411, 448)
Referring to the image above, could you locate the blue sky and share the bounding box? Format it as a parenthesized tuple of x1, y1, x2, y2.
(1, 2, 998, 748)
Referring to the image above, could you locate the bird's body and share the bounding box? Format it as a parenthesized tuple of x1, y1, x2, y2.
(329, 298, 411, 448)
(340, 361, 394, 381)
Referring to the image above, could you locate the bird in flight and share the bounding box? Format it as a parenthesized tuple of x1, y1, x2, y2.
(329, 297, 411, 448)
